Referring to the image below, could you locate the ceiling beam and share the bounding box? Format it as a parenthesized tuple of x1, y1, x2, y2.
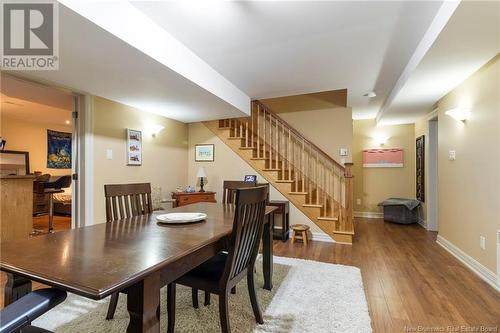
(375, 0, 461, 124)
(59, 0, 251, 116)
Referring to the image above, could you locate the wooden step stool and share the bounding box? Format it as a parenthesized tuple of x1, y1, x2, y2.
(291, 224, 310, 245)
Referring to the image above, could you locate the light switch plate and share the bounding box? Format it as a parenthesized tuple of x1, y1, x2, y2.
(106, 149, 113, 160)
(340, 148, 349, 156)
(448, 150, 456, 161)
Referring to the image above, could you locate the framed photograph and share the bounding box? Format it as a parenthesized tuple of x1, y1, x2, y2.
(195, 144, 215, 162)
(244, 175, 257, 183)
(127, 129, 142, 166)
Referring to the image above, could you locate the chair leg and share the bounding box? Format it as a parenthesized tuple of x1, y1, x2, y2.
(247, 271, 264, 324)
(302, 231, 308, 245)
(106, 292, 119, 320)
(167, 283, 176, 333)
(219, 291, 231, 333)
(192, 288, 199, 308)
(231, 286, 236, 294)
(204, 291, 211, 306)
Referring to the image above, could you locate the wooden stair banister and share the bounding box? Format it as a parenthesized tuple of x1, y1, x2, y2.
(211, 100, 354, 244)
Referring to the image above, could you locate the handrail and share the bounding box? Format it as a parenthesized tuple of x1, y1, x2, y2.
(254, 100, 346, 171)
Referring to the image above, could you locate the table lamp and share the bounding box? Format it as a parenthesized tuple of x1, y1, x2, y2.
(196, 167, 207, 192)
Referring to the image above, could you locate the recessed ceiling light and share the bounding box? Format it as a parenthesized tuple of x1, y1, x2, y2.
(65, 120, 71, 125)
(363, 92, 377, 98)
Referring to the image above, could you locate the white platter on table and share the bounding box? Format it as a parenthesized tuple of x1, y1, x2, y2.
(156, 212, 207, 224)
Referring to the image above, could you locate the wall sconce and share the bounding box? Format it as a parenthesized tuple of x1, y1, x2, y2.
(372, 134, 390, 146)
(145, 123, 165, 137)
(445, 108, 471, 122)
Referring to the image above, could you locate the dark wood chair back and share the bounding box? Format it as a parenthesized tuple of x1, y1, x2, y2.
(222, 180, 257, 204)
(223, 186, 268, 281)
(104, 183, 152, 222)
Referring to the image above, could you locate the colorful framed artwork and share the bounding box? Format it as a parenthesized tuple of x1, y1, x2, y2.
(363, 148, 404, 168)
(127, 129, 142, 166)
(195, 144, 215, 162)
(47, 130, 72, 169)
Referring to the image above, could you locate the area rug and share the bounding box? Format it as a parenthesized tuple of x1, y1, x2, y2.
(33, 256, 372, 332)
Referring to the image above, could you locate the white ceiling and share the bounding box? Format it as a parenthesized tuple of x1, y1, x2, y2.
(133, 1, 443, 120)
(16, 3, 248, 123)
(8, 1, 497, 125)
(1, 75, 73, 126)
(379, 1, 500, 124)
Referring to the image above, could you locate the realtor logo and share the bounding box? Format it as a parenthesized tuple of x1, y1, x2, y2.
(1, 0, 59, 70)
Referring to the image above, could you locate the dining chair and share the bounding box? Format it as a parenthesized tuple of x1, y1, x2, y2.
(0, 288, 67, 333)
(222, 180, 257, 204)
(167, 186, 268, 333)
(104, 183, 152, 222)
(104, 182, 152, 320)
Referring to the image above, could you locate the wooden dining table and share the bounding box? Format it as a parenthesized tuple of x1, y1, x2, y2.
(0, 203, 277, 333)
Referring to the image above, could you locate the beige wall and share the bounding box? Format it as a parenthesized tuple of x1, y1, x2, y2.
(437, 55, 499, 272)
(0, 116, 72, 176)
(187, 122, 324, 234)
(278, 107, 353, 163)
(352, 119, 416, 213)
(91, 97, 188, 224)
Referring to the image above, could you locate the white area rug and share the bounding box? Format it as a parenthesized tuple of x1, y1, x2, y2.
(33, 256, 372, 332)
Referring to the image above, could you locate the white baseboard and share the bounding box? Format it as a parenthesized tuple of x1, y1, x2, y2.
(436, 235, 499, 292)
(418, 219, 427, 229)
(354, 211, 383, 219)
(311, 232, 335, 243)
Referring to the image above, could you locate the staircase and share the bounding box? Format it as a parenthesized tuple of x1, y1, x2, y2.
(204, 101, 354, 244)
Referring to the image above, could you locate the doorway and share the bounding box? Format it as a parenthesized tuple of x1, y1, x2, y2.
(0, 73, 84, 232)
(427, 116, 438, 231)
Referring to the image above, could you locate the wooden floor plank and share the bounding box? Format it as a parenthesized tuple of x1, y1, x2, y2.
(274, 218, 500, 332)
(1, 217, 499, 332)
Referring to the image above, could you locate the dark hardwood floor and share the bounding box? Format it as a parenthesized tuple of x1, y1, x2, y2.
(1, 217, 499, 332)
(32, 215, 71, 234)
(274, 218, 500, 332)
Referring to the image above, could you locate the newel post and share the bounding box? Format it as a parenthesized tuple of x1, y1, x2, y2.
(344, 163, 354, 231)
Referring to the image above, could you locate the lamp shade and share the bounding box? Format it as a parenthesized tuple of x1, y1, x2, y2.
(196, 167, 207, 178)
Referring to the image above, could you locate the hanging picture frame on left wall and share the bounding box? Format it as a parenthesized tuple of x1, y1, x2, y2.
(127, 129, 142, 165)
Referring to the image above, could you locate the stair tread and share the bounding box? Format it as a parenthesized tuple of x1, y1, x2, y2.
(250, 157, 267, 160)
(239, 147, 255, 150)
(228, 136, 244, 140)
(317, 216, 339, 221)
(219, 126, 231, 129)
(332, 229, 355, 235)
(263, 168, 281, 171)
(303, 204, 323, 208)
(276, 180, 295, 183)
(289, 192, 308, 195)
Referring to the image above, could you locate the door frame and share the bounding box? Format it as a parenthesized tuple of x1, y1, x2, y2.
(426, 112, 438, 231)
(2, 73, 92, 228)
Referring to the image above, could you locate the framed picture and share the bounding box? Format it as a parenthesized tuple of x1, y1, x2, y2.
(363, 148, 404, 168)
(416, 135, 425, 202)
(127, 129, 142, 165)
(195, 144, 215, 162)
(244, 175, 257, 183)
